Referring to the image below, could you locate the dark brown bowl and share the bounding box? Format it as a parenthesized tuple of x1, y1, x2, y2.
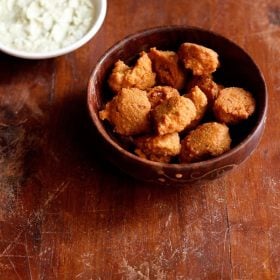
(87, 26, 267, 185)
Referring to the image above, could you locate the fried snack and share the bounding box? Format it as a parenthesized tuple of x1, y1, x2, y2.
(178, 43, 219, 76)
(186, 75, 220, 106)
(149, 47, 185, 89)
(184, 86, 208, 125)
(180, 122, 231, 163)
(108, 52, 156, 93)
(134, 132, 181, 163)
(152, 95, 197, 135)
(99, 88, 151, 136)
(213, 87, 256, 124)
(147, 86, 180, 108)
(108, 60, 130, 93)
(100, 43, 257, 164)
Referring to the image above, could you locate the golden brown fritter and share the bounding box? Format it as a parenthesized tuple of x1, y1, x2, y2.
(99, 88, 151, 136)
(186, 75, 220, 106)
(178, 43, 219, 76)
(124, 51, 156, 90)
(108, 60, 130, 93)
(180, 122, 231, 163)
(149, 47, 185, 89)
(108, 52, 156, 93)
(213, 87, 256, 124)
(134, 132, 181, 163)
(101, 43, 257, 164)
(152, 95, 197, 135)
(147, 86, 180, 108)
(184, 86, 208, 125)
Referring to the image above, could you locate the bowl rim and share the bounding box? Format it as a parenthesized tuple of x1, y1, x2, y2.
(88, 25, 268, 170)
(0, 0, 107, 59)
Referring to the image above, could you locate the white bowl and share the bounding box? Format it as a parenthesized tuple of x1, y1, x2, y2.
(0, 0, 107, 59)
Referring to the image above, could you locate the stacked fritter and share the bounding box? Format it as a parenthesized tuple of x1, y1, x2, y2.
(99, 43, 256, 163)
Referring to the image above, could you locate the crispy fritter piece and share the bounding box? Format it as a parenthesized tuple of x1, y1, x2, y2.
(134, 132, 181, 163)
(108, 52, 156, 93)
(180, 122, 231, 163)
(184, 86, 208, 125)
(186, 75, 220, 106)
(152, 96, 197, 135)
(108, 60, 130, 93)
(123, 51, 156, 90)
(178, 43, 219, 76)
(99, 88, 151, 136)
(147, 86, 180, 108)
(213, 87, 256, 124)
(149, 47, 185, 89)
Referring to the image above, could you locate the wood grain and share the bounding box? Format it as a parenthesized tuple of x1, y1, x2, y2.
(0, 0, 279, 279)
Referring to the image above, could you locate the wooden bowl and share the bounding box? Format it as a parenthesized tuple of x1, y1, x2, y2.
(87, 26, 267, 185)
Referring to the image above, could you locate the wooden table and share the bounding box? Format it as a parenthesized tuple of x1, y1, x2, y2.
(0, 0, 279, 279)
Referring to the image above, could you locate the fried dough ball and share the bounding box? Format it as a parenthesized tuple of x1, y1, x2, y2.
(152, 96, 197, 135)
(178, 43, 219, 76)
(108, 52, 156, 93)
(184, 86, 208, 125)
(180, 122, 231, 163)
(108, 60, 130, 93)
(186, 75, 220, 105)
(134, 132, 181, 163)
(99, 88, 151, 136)
(149, 47, 185, 89)
(213, 87, 256, 124)
(124, 51, 156, 90)
(147, 86, 180, 108)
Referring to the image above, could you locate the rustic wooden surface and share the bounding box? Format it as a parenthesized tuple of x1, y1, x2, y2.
(0, 0, 279, 279)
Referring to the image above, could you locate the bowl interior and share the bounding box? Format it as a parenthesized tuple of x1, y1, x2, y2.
(88, 26, 267, 166)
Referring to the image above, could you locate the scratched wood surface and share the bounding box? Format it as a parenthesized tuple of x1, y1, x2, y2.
(0, 0, 279, 279)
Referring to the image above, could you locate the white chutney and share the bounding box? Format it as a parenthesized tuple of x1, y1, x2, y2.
(0, 0, 95, 52)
